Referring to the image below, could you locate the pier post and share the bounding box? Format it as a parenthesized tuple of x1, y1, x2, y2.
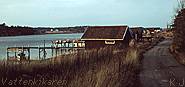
(60, 48, 62, 55)
(39, 48, 41, 60)
(51, 46, 53, 57)
(15, 51, 16, 59)
(28, 48, 30, 63)
(61, 42, 62, 55)
(7, 48, 9, 61)
(7, 48, 9, 66)
(43, 40, 46, 60)
(55, 48, 58, 59)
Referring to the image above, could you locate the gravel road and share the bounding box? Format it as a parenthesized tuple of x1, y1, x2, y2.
(140, 40, 185, 87)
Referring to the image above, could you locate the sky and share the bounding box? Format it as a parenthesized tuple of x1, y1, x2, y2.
(0, 0, 178, 27)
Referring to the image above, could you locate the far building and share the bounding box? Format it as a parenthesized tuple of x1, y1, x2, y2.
(142, 27, 162, 41)
(144, 27, 162, 36)
(81, 26, 133, 49)
(130, 27, 144, 42)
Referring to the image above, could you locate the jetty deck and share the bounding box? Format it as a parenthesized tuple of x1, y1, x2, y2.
(7, 46, 85, 50)
(6, 39, 85, 62)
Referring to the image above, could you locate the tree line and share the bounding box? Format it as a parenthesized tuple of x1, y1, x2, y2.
(0, 23, 85, 36)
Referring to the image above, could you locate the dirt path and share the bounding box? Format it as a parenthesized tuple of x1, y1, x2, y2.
(140, 40, 185, 87)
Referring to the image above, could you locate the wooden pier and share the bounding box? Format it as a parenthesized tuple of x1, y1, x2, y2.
(7, 40, 85, 62)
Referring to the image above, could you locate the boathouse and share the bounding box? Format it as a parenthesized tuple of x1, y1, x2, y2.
(130, 27, 144, 42)
(81, 26, 133, 49)
(144, 27, 162, 35)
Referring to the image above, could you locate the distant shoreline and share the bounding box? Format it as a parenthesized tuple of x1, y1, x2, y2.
(0, 33, 83, 38)
(0, 23, 86, 37)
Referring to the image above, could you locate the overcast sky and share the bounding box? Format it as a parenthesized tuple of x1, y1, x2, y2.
(0, 0, 178, 27)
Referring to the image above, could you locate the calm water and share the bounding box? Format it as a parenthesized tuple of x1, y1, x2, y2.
(0, 33, 83, 60)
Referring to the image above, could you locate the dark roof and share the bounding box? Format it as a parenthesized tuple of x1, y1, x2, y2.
(145, 27, 161, 30)
(144, 27, 161, 32)
(130, 27, 144, 34)
(81, 26, 128, 40)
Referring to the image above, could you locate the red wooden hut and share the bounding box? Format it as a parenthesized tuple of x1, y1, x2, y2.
(81, 26, 133, 49)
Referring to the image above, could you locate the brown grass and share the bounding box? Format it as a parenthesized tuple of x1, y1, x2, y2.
(0, 46, 140, 87)
(170, 45, 185, 65)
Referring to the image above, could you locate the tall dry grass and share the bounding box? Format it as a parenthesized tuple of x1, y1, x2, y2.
(0, 46, 140, 87)
(171, 8, 185, 64)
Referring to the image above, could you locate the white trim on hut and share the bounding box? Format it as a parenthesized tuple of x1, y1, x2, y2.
(105, 40, 116, 45)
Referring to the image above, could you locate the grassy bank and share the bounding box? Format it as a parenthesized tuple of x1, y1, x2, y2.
(0, 46, 140, 87)
(170, 44, 185, 65)
(171, 8, 185, 65)
(0, 35, 165, 87)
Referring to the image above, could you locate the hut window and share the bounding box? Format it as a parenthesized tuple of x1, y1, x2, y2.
(105, 40, 115, 45)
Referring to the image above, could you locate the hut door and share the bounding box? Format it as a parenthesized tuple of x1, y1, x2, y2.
(105, 40, 115, 45)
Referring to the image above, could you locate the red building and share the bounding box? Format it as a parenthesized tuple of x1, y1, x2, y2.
(81, 26, 133, 49)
